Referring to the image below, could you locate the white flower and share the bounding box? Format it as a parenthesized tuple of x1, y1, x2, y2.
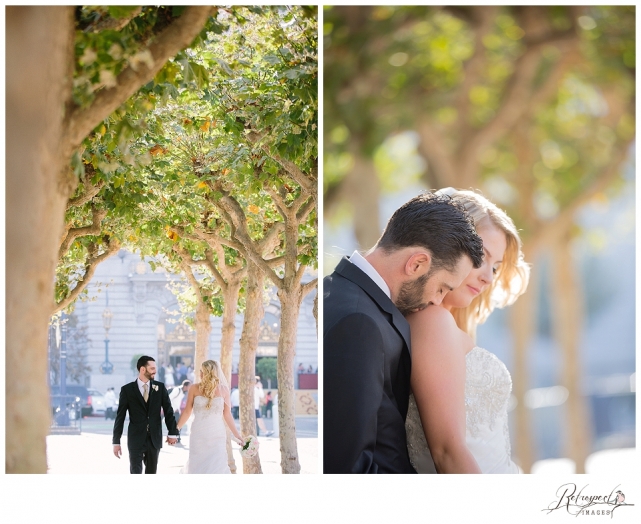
(152, 384, 158, 392)
(240, 435, 259, 458)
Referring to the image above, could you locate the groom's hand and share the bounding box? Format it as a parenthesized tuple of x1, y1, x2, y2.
(113, 445, 122, 458)
(166, 437, 177, 445)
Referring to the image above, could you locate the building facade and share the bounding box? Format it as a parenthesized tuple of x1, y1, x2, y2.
(70, 250, 317, 395)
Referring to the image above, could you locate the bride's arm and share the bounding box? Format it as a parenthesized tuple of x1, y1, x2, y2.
(220, 387, 243, 442)
(407, 306, 481, 474)
(176, 385, 196, 431)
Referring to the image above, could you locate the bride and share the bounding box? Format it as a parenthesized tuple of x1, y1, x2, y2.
(177, 360, 244, 474)
(405, 188, 529, 473)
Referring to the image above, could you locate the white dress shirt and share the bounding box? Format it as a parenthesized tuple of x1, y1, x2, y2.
(137, 377, 151, 398)
(348, 251, 391, 298)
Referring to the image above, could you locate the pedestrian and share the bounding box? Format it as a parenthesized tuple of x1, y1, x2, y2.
(230, 387, 240, 420)
(165, 363, 175, 388)
(265, 391, 273, 419)
(179, 361, 188, 383)
(104, 387, 117, 420)
(187, 365, 195, 383)
(297, 363, 304, 374)
(169, 380, 191, 443)
(158, 362, 166, 383)
(254, 376, 272, 436)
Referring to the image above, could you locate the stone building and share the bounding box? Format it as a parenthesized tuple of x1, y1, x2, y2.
(69, 250, 317, 396)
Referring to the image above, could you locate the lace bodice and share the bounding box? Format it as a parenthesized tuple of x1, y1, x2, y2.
(406, 346, 519, 474)
(192, 396, 224, 417)
(465, 347, 512, 439)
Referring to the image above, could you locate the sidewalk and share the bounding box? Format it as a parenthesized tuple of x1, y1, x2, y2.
(46, 432, 317, 474)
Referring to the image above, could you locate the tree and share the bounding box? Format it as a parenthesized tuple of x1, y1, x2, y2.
(69, 5, 318, 473)
(7, 5, 213, 473)
(133, 6, 318, 473)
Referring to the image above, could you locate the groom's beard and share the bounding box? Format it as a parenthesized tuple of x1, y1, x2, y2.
(395, 273, 429, 316)
(144, 369, 155, 381)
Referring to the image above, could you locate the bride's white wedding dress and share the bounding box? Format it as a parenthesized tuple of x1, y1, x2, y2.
(180, 396, 230, 474)
(406, 346, 519, 474)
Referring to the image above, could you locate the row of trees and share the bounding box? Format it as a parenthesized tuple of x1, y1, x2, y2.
(7, 6, 317, 474)
(324, 6, 634, 472)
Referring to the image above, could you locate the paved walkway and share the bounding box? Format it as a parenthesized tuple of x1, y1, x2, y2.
(46, 432, 318, 474)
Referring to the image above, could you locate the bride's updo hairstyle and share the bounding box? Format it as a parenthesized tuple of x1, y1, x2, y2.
(199, 360, 221, 409)
(436, 188, 530, 338)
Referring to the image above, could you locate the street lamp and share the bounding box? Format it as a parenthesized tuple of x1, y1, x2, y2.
(100, 292, 114, 374)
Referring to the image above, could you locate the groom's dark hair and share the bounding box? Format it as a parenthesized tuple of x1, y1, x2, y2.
(137, 355, 155, 371)
(375, 192, 484, 271)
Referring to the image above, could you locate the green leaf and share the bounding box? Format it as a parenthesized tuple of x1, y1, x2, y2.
(108, 6, 140, 19)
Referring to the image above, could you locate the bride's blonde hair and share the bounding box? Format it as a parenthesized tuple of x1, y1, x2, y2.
(436, 188, 530, 339)
(198, 360, 221, 409)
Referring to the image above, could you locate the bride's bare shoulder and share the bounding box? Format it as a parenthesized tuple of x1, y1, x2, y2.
(406, 306, 467, 356)
(406, 304, 457, 333)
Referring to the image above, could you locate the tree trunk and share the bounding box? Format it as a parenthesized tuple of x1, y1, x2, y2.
(276, 287, 304, 473)
(551, 234, 593, 473)
(220, 281, 241, 474)
(193, 295, 211, 374)
(238, 263, 264, 473)
(508, 250, 538, 473)
(6, 6, 74, 473)
(345, 151, 381, 250)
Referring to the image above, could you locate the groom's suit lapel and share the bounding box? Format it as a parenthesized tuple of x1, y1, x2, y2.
(334, 257, 412, 353)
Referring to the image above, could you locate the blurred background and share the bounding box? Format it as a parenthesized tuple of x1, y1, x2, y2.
(323, 5, 635, 473)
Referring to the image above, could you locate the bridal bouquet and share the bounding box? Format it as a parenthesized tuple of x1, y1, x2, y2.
(239, 435, 259, 458)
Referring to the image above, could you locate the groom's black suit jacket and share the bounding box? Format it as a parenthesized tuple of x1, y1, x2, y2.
(324, 257, 416, 474)
(112, 380, 178, 450)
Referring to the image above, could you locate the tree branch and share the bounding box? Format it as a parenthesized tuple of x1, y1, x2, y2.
(257, 222, 285, 253)
(247, 131, 315, 194)
(532, 138, 634, 252)
(301, 277, 318, 299)
(66, 179, 105, 209)
(211, 187, 282, 288)
(266, 256, 286, 268)
(64, 6, 213, 150)
(178, 256, 210, 308)
(83, 7, 142, 33)
(294, 263, 308, 288)
(457, 23, 579, 184)
(53, 238, 120, 313)
(454, 6, 498, 138)
(296, 195, 315, 223)
(264, 184, 289, 220)
(416, 120, 457, 188)
(59, 205, 107, 258)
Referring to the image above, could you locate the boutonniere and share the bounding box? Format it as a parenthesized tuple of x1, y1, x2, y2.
(152, 385, 158, 392)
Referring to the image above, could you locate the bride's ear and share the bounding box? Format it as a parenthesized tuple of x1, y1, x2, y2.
(405, 252, 431, 276)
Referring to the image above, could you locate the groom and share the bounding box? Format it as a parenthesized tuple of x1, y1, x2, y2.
(324, 192, 484, 473)
(112, 356, 179, 474)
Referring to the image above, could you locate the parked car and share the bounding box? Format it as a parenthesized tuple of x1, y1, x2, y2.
(50, 385, 92, 417)
(87, 388, 106, 415)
